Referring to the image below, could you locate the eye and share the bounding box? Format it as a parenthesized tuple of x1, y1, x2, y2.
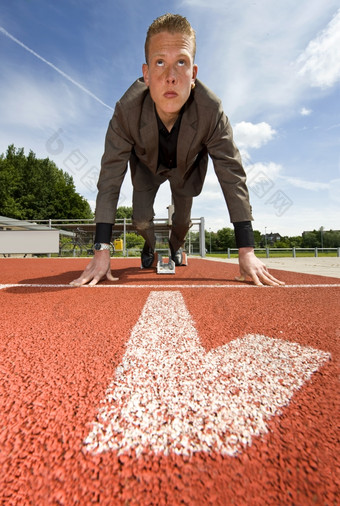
(156, 59, 164, 66)
(178, 59, 186, 66)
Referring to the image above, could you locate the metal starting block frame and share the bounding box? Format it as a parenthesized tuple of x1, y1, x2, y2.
(156, 251, 188, 274)
(157, 254, 176, 274)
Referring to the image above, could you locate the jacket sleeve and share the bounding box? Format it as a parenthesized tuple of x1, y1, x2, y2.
(206, 106, 253, 223)
(94, 101, 133, 224)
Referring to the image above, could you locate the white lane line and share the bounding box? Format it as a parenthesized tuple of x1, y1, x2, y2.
(84, 290, 331, 457)
(1, 283, 339, 290)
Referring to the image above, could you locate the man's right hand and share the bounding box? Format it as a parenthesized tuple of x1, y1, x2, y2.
(69, 250, 119, 286)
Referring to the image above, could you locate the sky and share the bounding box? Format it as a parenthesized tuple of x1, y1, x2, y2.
(0, 0, 339, 237)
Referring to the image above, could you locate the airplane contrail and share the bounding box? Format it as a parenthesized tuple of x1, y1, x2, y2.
(0, 26, 114, 111)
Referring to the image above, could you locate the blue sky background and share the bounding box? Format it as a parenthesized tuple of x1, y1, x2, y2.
(1, 0, 339, 236)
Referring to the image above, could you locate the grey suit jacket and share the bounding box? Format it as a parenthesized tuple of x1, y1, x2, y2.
(95, 78, 253, 224)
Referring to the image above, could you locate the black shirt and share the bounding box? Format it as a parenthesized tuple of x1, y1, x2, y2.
(156, 110, 182, 170)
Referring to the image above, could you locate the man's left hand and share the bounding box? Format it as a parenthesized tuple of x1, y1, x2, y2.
(236, 247, 285, 286)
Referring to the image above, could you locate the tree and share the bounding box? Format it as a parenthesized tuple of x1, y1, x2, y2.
(323, 230, 340, 248)
(205, 228, 263, 252)
(274, 236, 302, 248)
(215, 227, 236, 250)
(116, 206, 133, 219)
(123, 232, 144, 249)
(0, 145, 93, 220)
(253, 230, 262, 247)
(205, 230, 217, 252)
(301, 230, 319, 248)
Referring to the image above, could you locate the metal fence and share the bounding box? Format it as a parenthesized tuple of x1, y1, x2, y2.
(35, 217, 206, 257)
(2, 215, 339, 258)
(225, 247, 340, 258)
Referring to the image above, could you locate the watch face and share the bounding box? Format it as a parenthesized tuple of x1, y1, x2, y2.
(94, 243, 101, 250)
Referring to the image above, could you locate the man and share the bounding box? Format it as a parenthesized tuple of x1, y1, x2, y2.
(71, 13, 283, 287)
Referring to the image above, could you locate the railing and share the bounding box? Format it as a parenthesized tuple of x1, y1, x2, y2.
(224, 247, 340, 258)
(32, 217, 206, 257)
(2, 216, 339, 258)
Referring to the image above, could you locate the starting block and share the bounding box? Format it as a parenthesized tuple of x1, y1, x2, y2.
(157, 254, 176, 274)
(156, 251, 188, 274)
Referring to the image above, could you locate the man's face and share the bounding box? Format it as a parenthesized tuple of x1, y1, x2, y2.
(142, 31, 198, 124)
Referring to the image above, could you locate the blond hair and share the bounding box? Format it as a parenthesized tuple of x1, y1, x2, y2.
(145, 13, 196, 63)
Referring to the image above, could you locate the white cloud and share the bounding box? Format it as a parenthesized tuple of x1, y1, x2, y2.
(283, 177, 329, 191)
(0, 78, 65, 130)
(246, 162, 283, 181)
(0, 69, 97, 133)
(297, 8, 340, 88)
(0, 68, 112, 195)
(300, 107, 312, 116)
(328, 179, 340, 203)
(0, 26, 114, 112)
(233, 121, 276, 149)
(183, 1, 340, 120)
(88, 200, 96, 212)
(251, 200, 340, 236)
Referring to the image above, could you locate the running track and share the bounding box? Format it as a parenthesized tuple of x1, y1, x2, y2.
(0, 258, 339, 505)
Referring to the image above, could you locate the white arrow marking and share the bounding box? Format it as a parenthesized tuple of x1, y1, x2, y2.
(84, 291, 330, 457)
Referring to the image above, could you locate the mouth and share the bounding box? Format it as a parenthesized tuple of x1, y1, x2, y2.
(164, 91, 178, 98)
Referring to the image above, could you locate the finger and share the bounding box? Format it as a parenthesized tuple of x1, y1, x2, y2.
(89, 270, 110, 286)
(267, 273, 285, 285)
(235, 272, 263, 285)
(88, 277, 100, 287)
(69, 276, 90, 286)
(88, 266, 114, 286)
(88, 270, 108, 286)
(107, 272, 119, 281)
(249, 272, 263, 286)
(262, 274, 285, 286)
(235, 263, 248, 281)
(258, 272, 284, 287)
(235, 264, 252, 282)
(70, 268, 100, 286)
(253, 262, 285, 286)
(235, 275, 246, 282)
(86, 272, 119, 286)
(235, 267, 252, 283)
(258, 267, 285, 285)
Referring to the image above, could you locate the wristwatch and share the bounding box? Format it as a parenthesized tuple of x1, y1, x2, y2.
(94, 243, 111, 251)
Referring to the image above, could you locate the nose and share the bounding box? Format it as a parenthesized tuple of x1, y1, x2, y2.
(166, 65, 177, 83)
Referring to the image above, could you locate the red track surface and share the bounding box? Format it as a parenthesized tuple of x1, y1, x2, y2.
(0, 258, 339, 505)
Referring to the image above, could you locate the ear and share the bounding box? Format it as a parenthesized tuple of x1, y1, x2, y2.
(191, 64, 198, 86)
(142, 63, 149, 86)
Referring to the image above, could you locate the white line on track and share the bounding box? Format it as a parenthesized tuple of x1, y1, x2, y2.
(1, 283, 340, 290)
(84, 291, 331, 457)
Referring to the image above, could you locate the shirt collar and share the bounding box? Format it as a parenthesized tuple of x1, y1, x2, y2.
(155, 106, 184, 134)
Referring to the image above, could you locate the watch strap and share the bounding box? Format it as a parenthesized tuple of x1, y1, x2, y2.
(94, 242, 111, 251)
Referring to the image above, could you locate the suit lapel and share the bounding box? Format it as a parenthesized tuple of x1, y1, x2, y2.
(177, 95, 197, 173)
(140, 93, 158, 173)
(139, 91, 198, 174)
